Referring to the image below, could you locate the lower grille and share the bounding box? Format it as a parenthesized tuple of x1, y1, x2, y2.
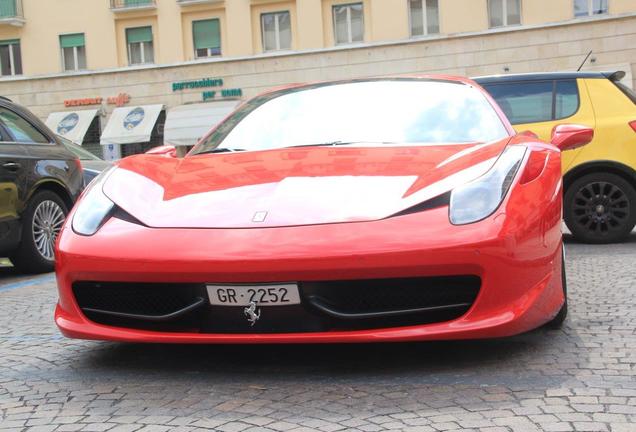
(72, 276, 480, 333)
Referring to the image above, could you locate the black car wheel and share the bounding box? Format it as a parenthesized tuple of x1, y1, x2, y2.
(564, 172, 636, 244)
(10, 190, 68, 274)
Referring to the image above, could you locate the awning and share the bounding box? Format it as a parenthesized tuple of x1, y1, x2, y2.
(164, 101, 240, 147)
(45, 109, 99, 144)
(100, 104, 164, 145)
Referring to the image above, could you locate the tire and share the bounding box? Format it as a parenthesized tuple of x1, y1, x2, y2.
(9, 190, 68, 274)
(564, 172, 636, 244)
(546, 246, 567, 329)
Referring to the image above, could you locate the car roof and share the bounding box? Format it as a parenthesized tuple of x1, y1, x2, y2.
(473, 71, 625, 84)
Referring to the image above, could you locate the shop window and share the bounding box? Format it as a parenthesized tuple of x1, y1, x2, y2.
(60, 33, 87, 72)
(261, 11, 291, 52)
(488, 0, 521, 28)
(0, 39, 22, 76)
(82, 117, 103, 158)
(409, 0, 439, 37)
(574, 0, 608, 17)
(121, 110, 165, 157)
(193, 19, 221, 58)
(333, 3, 364, 45)
(126, 26, 154, 65)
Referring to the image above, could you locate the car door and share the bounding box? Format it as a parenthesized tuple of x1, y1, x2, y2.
(0, 121, 29, 253)
(481, 79, 596, 172)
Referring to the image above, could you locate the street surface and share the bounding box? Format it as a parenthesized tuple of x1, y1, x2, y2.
(1, 234, 635, 432)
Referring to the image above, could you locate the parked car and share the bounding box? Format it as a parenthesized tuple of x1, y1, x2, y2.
(55, 76, 592, 343)
(475, 71, 636, 243)
(57, 135, 111, 185)
(0, 98, 83, 273)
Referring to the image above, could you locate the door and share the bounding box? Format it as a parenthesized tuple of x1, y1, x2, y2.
(481, 79, 596, 172)
(0, 131, 28, 253)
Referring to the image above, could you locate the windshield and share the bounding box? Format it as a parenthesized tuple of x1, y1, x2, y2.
(57, 135, 101, 160)
(192, 79, 509, 155)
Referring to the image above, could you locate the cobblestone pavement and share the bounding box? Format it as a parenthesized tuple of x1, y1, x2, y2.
(1, 234, 635, 432)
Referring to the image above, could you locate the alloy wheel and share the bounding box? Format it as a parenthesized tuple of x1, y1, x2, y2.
(571, 181, 630, 235)
(32, 200, 66, 261)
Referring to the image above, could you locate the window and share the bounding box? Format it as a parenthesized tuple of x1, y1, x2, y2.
(193, 19, 221, 58)
(488, 0, 521, 28)
(0, 107, 49, 143)
(409, 0, 439, 37)
(0, 0, 18, 18)
(574, 0, 608, 17)
(0, 39, 21, 76)
(483, 80, 580, 125)
(126, 26, 154, 65)
(333, 3, 364, 45)
(60, 33, 87, 72)
(261, 11, 291, 51)
(193, 80, 509, 155)
(554, 80, 579, 119)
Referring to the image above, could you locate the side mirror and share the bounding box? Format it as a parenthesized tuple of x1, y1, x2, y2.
(550, 124, 594, 151)
(145, 145, 177, 158)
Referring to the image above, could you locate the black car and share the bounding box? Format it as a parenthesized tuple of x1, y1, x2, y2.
(0, 98, 83, 273)
(57, 135, 111, 185)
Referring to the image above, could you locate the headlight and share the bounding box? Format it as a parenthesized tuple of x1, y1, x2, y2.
(72, 168, 115, 236)
(449, 146, 526, 225)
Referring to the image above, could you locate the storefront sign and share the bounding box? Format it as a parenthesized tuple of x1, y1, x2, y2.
(173, 77, 242, 102)
(57, 113, 79, 134)
(64, 93, 130, 108)
(172, 78, 224, 92)
(202, 88, 243, 101)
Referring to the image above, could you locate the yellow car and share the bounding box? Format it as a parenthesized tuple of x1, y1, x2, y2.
(476, 71, 636, 243)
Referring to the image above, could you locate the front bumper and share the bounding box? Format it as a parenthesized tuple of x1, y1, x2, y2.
(55, 192, 565, 343)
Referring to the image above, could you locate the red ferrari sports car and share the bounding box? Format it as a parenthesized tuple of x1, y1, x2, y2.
(55, 76, 593, 343)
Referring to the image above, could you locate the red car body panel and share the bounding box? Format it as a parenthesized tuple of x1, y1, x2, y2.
(54, 76, 566, 343)
(104, 139, 509, 228)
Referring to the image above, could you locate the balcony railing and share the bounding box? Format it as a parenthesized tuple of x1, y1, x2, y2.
(110, 0, 157, 11)
(0, 0, 24, 26)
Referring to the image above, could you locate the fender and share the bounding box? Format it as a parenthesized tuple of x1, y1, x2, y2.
(563, 160, 636, 191)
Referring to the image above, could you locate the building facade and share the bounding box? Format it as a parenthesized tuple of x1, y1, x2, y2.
(0, 0, 633, 158)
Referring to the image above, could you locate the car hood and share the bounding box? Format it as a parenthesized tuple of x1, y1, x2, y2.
(103, 140, 511, 228)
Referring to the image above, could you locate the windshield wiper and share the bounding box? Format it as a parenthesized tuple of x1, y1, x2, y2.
(196, 147, 246, 155)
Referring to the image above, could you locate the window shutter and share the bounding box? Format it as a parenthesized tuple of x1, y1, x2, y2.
(60, 33, 85, 49)
(193, 19, 220, 50)
(126, 26, 153, 44)
(0, 0, 16, 17)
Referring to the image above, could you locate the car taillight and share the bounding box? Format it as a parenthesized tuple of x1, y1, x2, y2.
(629, 120, 636, 132)
(74, 158, 82, 171)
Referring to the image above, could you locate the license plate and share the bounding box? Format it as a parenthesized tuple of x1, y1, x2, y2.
(206, 283, 301, 306)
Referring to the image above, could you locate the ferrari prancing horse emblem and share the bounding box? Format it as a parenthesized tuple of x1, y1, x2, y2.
(244, 301, 261, 326)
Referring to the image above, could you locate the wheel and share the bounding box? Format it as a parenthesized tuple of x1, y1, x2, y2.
(564, 172, 636, 244)
(546, 246, 567, 329)
(10, 190, 68, 274)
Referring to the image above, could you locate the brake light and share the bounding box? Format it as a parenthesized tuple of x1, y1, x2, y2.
(629, 121, 636, 132)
